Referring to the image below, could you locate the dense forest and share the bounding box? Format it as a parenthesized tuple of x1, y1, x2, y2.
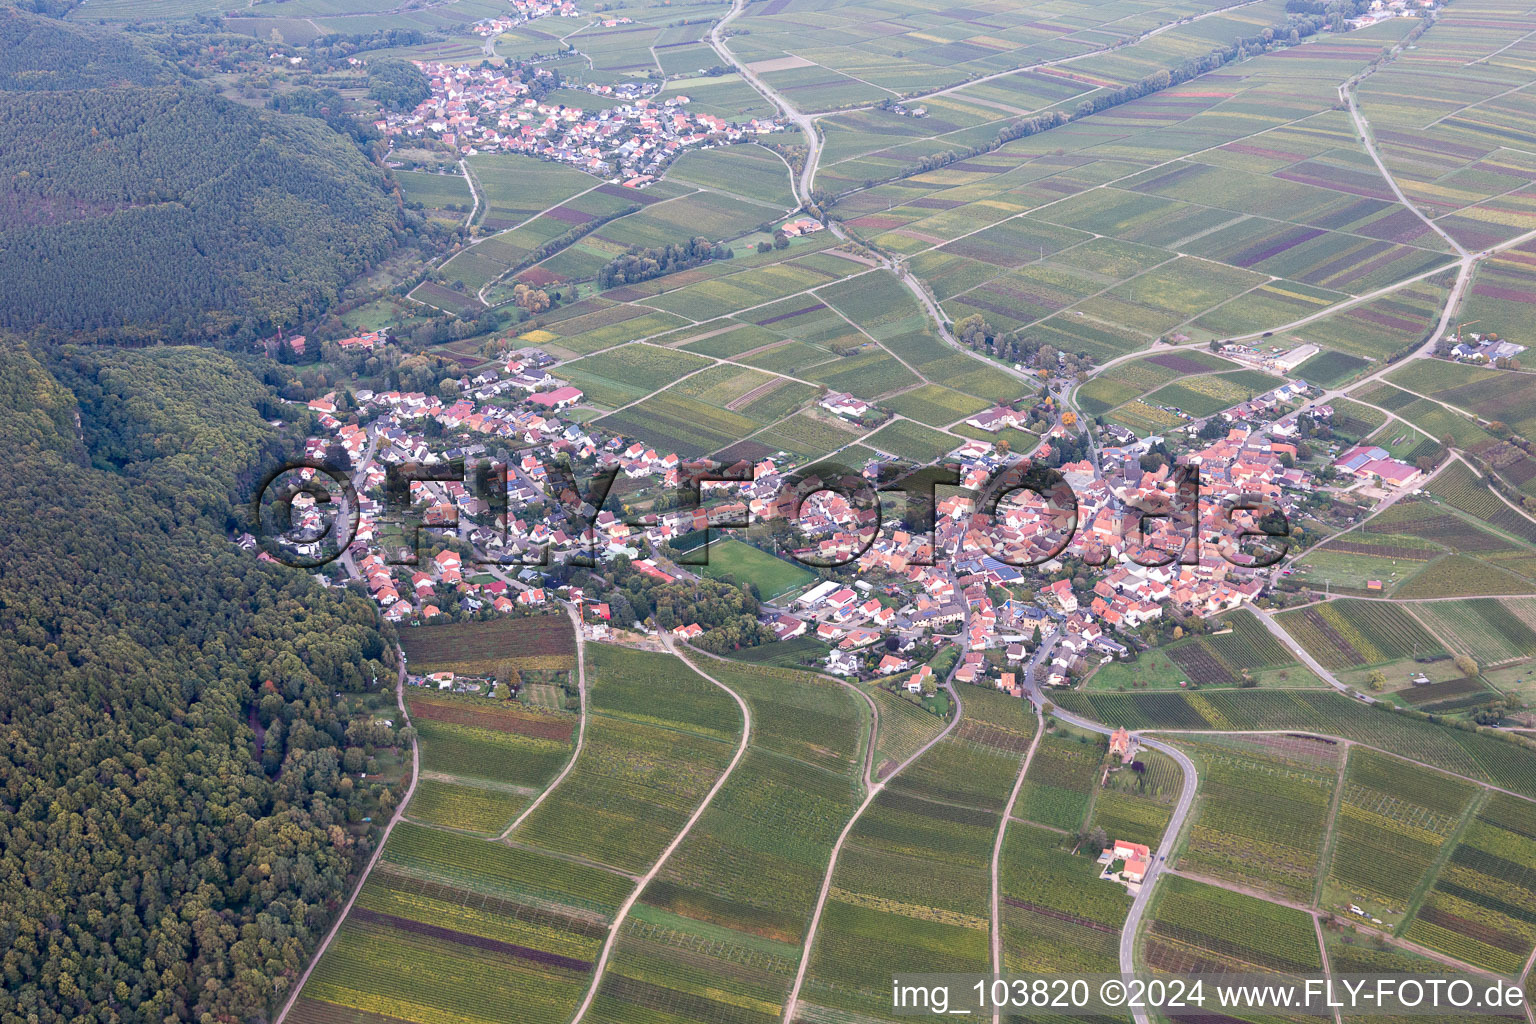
(0, 341, 401, 1020)
(0, 80, 405, 341)
(365, 56, 430, 112)
(0, 5, 170, 90)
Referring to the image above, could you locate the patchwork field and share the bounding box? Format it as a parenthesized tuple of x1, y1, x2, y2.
(1049, 689, 1536, 800)
(1174, 734, 1341, 902)
(795, 687, 1033, 1021)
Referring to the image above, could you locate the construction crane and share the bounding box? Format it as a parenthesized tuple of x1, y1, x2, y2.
(1456, 319, 1481, 345)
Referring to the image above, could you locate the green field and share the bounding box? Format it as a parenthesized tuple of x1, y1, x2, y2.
(1145, 875, 1322, 977)
(795, 686, 1030, 1020)
(399, 614, 576, 675)
(1324, 748, 1477, 927)
(582, 657, 868, 1024)
(1090, 610, 1318, 690)
(696, 537, 817, 599)
(1050, 689, 1536, 801)
(514, 644, 743, 872)
(1174, 734, 1340, 902)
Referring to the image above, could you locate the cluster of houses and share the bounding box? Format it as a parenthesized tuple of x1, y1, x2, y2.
(470, 0, 582, 36)
(1448, 331, 1525, 364)
(270, 301, 1348, 691)
(1349, 0, 1440, 27)
(374, 60, 781, 181)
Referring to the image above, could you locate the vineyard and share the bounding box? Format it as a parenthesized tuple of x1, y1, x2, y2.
(514, 645, 743, 874)
(1405, 795, 1536, 976)
(998, 822, 1130, 975)
(1050, 690, 1536, 800)
(1014, 728, 1106, 831)
(1398, 676, 1497, 712)
(399, 613, 577, 674)
(1430, 462, 1536, 547)
(1174, 736, 1339, 902)
(1145, 876, 1322, 977)
(1089, 785, 1173, 852)
(400, 692, 578, 835)
(862, 678, 947, 780)
(1162, 609, 1299, 685)
(893, 686, 1036, 811)
(296, 823, 630, 1024)
(1411, 599, 1536, 666)
(1326, 748, 1474, 923)
(1397, 554, 1536, 599)
(797, 693, 1018, 1022)
(584, 658, 869, 1024)
(1275, 599, 1444, 671)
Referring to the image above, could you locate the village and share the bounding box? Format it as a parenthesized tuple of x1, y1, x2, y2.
(374, 57, 781, 182)
(247, 299, 1432, 709)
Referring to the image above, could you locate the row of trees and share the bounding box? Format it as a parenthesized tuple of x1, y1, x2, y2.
(595, 237, 733, 289)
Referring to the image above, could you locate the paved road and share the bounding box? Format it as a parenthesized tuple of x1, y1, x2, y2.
(569, 635, 753, 1024)
(708, 0, 818, 204)
(273, 648, 418, 1024)
(459, 158, 480, 228)
(781, 682, 964, 1024)
(1024, 664, 1197, 1023)
(1251, 605, 1379, 703)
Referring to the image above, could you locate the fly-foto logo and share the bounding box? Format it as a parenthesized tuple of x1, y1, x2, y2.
(250, 456, 1290, 572)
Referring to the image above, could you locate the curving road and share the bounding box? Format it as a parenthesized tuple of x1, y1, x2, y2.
(494, 601, 589, 840)
(568, 634, 753, 1024)
(781, 681, 964, 1024)
(1025, 661, 1198, 1024)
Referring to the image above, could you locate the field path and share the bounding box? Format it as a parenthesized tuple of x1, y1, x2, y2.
(494, 600, 589, 841)
(459, 158, 479, 228)
(566, 634, 753, 1024)
(989, 700, 1045, 1022)
(781, 682, 963, 1024)
(272, 645, 419, 1024)
(1312, 912, 1345, 1024)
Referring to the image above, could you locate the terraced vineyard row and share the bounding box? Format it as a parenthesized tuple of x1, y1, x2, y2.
(292, 644, 746, 1024)
(1175, 735, 1340, 902)
(1051, 690, 1536, 799)
(792, 687, 1033, 1023)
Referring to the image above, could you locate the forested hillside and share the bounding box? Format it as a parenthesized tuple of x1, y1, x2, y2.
(0, 341, 401, 1020)
(0, 4, 169, 90)
(0, 75, 405, 340)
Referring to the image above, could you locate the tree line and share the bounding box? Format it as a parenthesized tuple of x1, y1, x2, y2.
(595, 236, 734, 289)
